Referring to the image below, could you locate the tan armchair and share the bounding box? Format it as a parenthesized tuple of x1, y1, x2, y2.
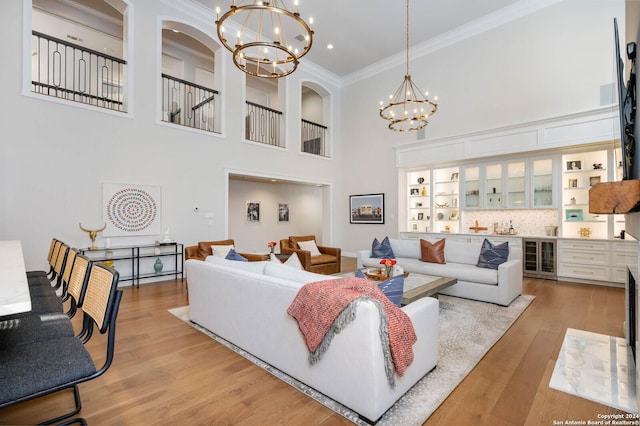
(279, 235, 341, 275)
(184, 239, 268, 262)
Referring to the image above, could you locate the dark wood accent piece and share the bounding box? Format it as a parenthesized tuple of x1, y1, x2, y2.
(589, 180, 640, 214)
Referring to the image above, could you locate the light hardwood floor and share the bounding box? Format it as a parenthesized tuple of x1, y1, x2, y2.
(0, 258, 628, 425)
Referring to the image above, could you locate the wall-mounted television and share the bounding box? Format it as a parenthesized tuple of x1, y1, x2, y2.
(614, 18, 637, 180)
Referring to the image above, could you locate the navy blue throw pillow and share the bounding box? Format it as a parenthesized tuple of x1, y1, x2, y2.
(372, 236, 395, 259)
(355, 269, 404, 306)
(476, 239, 509, 270)
(225, 248, 248, 262)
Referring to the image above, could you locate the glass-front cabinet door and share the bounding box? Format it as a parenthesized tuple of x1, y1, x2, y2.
(507, 162, 526, 208)
(463, 166, 480, 208)
(532, 159, 553, 207)
(485, 164, 503, 208)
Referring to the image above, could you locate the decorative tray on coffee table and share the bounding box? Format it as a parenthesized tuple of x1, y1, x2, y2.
(364, 270, 409, 281)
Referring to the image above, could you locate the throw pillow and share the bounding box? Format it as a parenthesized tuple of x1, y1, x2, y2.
(211, 244, 234, 258)
(476, 239, 509, 270)
(372, 236, 395, 259)
(355, 269, 404, 306)
(297, 240, 322, 257)
(419, 239, 446, 264)
(225, 248, 248, 262)
(270, 252, 303, 270)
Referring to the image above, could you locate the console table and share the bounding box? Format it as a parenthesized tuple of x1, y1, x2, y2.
(81, 243, 183, 287)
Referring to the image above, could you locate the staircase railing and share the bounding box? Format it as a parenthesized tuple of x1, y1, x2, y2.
(31, 31, 126, 112)
(162, 74, 219, 133)
(245, 101, 283, 147)
(301, 119, 328, 157)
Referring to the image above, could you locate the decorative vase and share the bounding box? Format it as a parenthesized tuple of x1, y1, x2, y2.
(270, 246, 274, 254)
(421, 186, 427, 196)
(154, 258, 163, 273)
(385, 266, 393, 277)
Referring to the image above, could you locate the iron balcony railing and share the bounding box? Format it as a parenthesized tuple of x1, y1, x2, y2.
(31, 31, 126, 111)
(301, 118, 328, 157)
(162, 74, 220, 133)
(245, 101, 283, 147)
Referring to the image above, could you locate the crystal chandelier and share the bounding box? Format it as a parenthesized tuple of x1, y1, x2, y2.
(215, 1, 314, 78)
(379, 0, 438, 132)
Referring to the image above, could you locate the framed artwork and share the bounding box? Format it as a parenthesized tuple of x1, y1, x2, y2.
(410, 188, 419, 196)
(566, 160, 582, 171)
(589, 176, 601, 186)
(449, 210, 459, 220)
(247, 202, 260, 222)
(350, 193, 384, 224)
(278, 203, 289, 222)
(450, 172, 459, 181)
(103, 183, 161, 237)
(566, 209, 583, 221)
(411, 222, 418, 231)
(568, 178, 578, 188)
(417, 212, 424, 220)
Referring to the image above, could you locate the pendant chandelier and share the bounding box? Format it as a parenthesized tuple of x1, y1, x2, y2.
(215, 1, 314, 79)
(379, 0, 438, 132)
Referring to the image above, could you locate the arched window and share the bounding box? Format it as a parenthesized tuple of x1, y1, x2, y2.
(301, 81, 331, 157)
(30, 0, 128, 112)
(160, 21, 221, 134)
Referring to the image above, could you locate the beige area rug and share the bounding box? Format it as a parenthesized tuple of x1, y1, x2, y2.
(169, 294, 534, 425)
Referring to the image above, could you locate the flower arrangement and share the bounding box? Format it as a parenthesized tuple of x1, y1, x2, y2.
(267, 241, 277, 254)
(379, 258, 397, 277)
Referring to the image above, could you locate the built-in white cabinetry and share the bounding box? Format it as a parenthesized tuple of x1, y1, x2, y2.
(407, 170, 431, 233)
(398, 232, 521, 248)
(459, 157, 554, 211)
(557, 239, 633, 285)
(433, 167, 459, 233)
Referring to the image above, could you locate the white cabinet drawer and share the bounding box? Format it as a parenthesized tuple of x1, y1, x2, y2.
(558, 240, 609, 251)
(611, 267, 627, 283)
(558, 263, 610, 281)
(557, 249, 609, 266)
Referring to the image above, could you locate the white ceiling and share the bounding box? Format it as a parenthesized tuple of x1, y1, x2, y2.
(274, 0, 526, 77)
(35, 0, 546, 79)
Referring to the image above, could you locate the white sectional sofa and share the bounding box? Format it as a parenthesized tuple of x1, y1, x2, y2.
(357, 237, 523, 306)
(186, 257, 439, 422)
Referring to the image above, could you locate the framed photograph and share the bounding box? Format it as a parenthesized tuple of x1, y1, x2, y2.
(589, 176, 601, 186)
(350, 193, 384, 224)
(566, 160, 582, 171)
(278, 203, 289, 222)
(410, 188, 419, 196)
(565, 209, 583, 221)
(411, 222, 418, 231)
(568, 178, 578, 188)
(246, 202, 260, 222)
(450, 172, 459, 181)
(417, 212, 424, 220)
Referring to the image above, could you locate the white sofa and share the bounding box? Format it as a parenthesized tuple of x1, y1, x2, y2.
(186, 257, 439, 422)
(357, 237, 523, 306)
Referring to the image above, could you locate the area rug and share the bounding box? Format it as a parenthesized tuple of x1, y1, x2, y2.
(169, 294, 534, 425)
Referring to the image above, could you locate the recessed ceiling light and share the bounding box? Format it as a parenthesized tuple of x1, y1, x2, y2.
(327, 44, 334, 49)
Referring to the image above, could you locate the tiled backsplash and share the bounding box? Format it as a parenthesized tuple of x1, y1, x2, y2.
(460, 209, 559, 236)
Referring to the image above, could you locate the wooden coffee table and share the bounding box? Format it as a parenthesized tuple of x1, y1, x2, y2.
(340, 270, 457, 306)
(400, 273, 457, 306)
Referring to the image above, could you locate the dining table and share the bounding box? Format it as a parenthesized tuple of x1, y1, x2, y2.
(0, 240, 32, 316)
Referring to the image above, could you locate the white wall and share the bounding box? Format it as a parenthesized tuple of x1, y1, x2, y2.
(301, 88, 322, 123)
(0, 0, 341, 271)
(334, 0, 626, 256)
(0, 0, 631, 271)
(228, 179, 323, 253)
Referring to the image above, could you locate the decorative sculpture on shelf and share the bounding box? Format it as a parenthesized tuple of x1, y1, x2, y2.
(79, 223, 107, 250)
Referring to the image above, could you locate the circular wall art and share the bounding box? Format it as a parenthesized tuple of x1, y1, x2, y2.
(107, 187, 158, 233)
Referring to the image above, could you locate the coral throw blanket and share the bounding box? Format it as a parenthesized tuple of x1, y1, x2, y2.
(287, 277, 417, 387)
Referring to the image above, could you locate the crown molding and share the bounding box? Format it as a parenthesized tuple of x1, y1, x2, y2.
(341, 0, 563, 87)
